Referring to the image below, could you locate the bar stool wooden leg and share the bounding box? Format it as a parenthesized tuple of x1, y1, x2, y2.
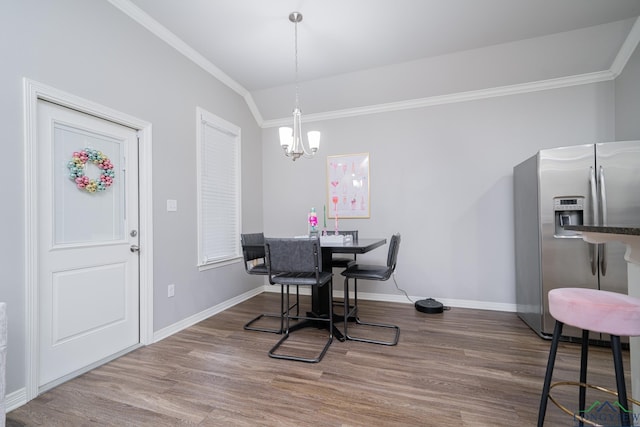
(611, 335, 631, 426)
(578, 329, 589, 427)
(538, 320, 563, 427)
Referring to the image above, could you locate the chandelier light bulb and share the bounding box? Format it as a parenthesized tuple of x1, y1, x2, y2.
(279, 127, 293, 149)
(307, 131, 320, 152)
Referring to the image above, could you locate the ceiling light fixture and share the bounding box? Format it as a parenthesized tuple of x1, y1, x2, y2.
(279, 12, 320, 161)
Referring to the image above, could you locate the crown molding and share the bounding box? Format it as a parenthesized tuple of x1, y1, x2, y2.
(242, 93, 264, 125)
(610, 16, 640, 77)
(261, 70, 616, 128)
(108, 1, 639, 130)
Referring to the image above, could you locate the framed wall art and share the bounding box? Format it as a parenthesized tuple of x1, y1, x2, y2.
(326, 153, 370, 219)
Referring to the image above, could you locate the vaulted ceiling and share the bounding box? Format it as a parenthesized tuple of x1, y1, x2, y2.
(112, 0, 640, 124)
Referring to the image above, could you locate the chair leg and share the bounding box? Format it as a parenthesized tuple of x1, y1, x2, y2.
(243, 313, 283, 333)
(334, 277, 355, 317)
(578, 329, 589, 427)
(285, 285, 291, 332)
(611, 335, 631, 427)
(295, 285, 300, 317)
(281, 284, 286, 332)
(343, 277, 355, 340)
(243, 284, 287, 334)
(268, 283, 334, 363)
(538, 320, 564, 427)
(341, 277, 399, 346)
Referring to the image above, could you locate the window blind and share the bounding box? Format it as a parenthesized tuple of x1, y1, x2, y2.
(197, 108, 241, 265)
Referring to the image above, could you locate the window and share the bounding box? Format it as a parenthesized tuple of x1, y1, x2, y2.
(196, 107, 241, 267)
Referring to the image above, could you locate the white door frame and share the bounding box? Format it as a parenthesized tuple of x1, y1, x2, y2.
(23, 78, 154, 401)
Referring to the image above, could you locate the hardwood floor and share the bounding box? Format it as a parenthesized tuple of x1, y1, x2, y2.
(7, 293, 632, 426)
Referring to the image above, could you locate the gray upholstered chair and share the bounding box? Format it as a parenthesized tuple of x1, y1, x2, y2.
(241, 233, 299, 334)
(265, 237, 333, 363)
(340, 233, 401, 345)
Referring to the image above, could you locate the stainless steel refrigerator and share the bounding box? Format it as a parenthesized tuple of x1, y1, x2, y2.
(514, 141, 640, 341)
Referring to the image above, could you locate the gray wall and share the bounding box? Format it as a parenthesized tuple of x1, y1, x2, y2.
(615, 44, 640, 139)
(262, 82, 616, 305)
(1, 0, 263, 395)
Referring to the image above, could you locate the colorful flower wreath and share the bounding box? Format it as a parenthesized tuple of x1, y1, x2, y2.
(67, 148, 115, 193)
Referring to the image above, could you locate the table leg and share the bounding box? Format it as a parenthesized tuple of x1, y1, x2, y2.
(312, 248, 333, 315)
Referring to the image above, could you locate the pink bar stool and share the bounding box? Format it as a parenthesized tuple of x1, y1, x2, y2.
(538, 288, 640, 426)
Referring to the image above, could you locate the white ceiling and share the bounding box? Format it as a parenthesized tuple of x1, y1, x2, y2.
(119, 0, 640, 121)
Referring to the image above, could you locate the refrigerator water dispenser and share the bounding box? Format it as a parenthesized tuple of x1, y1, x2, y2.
(553, 197, 584, 237)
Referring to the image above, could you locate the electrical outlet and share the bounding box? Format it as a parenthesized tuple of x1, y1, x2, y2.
(168, 284, 175, 297)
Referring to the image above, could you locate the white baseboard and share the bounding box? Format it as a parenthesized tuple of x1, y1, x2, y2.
(6, 387, 27, 413)
(263, 284, 517, 312)
(152, 286, 264, 343)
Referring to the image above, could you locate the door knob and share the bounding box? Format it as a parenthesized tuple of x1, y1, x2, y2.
(130, 245, 140, 253)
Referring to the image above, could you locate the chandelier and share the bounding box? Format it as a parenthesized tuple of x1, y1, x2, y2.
(279, 12, 320, 161)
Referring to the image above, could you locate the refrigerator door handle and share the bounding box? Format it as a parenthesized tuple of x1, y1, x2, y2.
(598, 166, 607, 276)
(589, 166, 598, 275)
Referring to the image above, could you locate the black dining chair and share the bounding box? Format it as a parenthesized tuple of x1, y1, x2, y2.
(265, 237, 334, 363)
(340, 233, 401, 345)
(241, 233, 299, 334)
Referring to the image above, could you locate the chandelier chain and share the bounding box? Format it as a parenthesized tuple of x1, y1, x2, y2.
(294, 17, 300, 109)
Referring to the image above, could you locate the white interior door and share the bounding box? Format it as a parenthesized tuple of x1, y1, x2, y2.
(37, 100, 140, 389)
